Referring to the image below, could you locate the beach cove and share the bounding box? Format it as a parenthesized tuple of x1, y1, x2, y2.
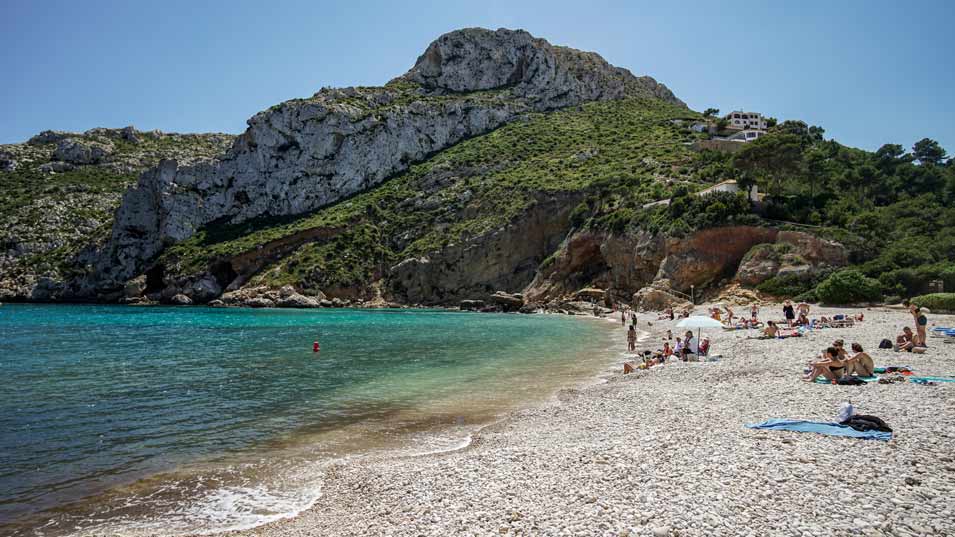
(223, 306, 955, 537)
(0, 305, 620, 536)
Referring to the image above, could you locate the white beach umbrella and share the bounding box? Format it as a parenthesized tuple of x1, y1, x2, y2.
(676, 316, 724, 349)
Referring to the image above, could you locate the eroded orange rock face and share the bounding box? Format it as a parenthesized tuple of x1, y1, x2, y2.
(658, 226, 780, 292)
(523, 225, 848, 307)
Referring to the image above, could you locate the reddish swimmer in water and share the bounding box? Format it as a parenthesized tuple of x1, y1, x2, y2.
(313, 340, 320, 353)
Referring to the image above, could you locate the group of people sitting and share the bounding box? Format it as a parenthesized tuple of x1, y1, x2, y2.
(624, 330, 711, 373)
(803, 339, 875, 383)
(893, 306, 930, 352)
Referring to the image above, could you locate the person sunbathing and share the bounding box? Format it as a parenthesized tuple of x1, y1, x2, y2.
(844, 343, 874, 377)
(796, 312, 810, 326)
(803, 347, 846, 382)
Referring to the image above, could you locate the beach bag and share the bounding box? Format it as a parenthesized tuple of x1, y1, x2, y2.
(841, 414, 892, 433)
(879, 339, 893, 349)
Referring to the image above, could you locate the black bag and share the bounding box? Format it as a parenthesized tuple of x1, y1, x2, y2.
(836, 376, 866, 385)
(841, 414, 893, 433)
(879, 339, 893, 349)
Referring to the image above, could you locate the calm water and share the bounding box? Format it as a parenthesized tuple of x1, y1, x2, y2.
(0, 304, 616, 536)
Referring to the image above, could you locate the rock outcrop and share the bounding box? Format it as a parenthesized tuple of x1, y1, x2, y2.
(387, 193, 583, 304)
(93, 27, 683, 292)
(735, 231, 848, 286)
(216, 285, 325, 308)
(524, 226, 849, 309)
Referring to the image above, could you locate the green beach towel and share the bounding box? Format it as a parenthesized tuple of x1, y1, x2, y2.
(813, 376, 880, 384)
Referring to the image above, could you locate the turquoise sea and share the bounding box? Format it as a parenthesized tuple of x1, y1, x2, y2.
(0, 304, 617, 536)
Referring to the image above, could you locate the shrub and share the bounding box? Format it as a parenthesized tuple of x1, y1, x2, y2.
(569, 201, 590, 227)
(814, 269, 882, 304)
(757, 273, 816, 297)
(910, 293, 955, 312)
(756, 268, 831, 298)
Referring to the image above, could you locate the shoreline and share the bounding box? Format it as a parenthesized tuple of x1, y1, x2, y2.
(219, 305, 955, 537)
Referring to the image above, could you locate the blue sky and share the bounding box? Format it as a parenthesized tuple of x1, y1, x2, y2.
(2, 0, 953, 153)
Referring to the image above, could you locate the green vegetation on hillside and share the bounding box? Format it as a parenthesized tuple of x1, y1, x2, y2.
(0, 165, 135, 217)
(715, 122, 954, 300)
(1, 130, 234, 284)
(165, 98, 704, 292)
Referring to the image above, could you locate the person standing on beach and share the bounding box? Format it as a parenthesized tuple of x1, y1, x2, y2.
(911, 305, 928, 347)
(783, 300, 795, 328)
(621, 311, 626, 326)
(627, 325, 637, 351)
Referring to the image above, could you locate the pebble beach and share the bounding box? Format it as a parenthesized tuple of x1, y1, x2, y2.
(229, 306, 955, 537)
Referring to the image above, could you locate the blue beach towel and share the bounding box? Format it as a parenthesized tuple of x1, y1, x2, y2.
(909, 376, 955, 384)
(746, 418, 892, 441)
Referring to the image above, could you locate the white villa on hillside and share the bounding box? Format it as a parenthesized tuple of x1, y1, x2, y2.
(698, 179, 760, 202)
(725, 111, 768, 130)
(641, 179, 760, 209)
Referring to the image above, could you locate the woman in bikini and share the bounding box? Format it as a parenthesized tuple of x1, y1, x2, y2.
(804, 346, 847, 382)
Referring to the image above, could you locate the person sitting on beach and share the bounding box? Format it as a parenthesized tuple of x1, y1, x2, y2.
(674, 336, 683, 355)
(662, 341, 673, 358)
(681, 331, 699, 360)
(763, 320, 779, 338)
(832, 339, 850, 360)
(666, 329, 673, 340)
(699, 337, 710, 356)
(896, 327, 916, 352)
(795, 312, 809, 326)
(803, 346, 847, 383)
(854, 313, 864, 322)
(711, 308, 722, 322)
(844, 343, 875, 377)
(627, 325, 637, 352)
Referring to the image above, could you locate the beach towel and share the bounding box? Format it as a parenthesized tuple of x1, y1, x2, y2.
(909, 376, 955, 384)
(745, 419, 892, 441)
(873, 367, 912, 374)
(813, 375, 879, 384)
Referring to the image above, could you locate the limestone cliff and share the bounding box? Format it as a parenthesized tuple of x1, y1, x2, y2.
(0, 128, 233, 301)
(90, 27, 683, 295)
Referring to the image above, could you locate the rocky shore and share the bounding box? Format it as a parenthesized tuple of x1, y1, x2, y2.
(226, 306, 955, 537)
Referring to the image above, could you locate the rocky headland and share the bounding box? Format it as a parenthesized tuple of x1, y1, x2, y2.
(1, 27, 855, 312)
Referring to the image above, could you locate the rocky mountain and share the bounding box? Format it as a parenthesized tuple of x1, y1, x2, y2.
(0, 128, 234, 300)
(1, 27, 855, 309)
